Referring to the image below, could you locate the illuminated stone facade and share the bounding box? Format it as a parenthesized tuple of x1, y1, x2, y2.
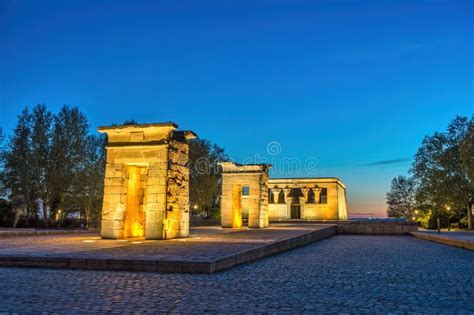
(268, 178, 348, 221)
(219, 162, 271, 229)
(219, 163, 348, 228)
(99, 122, 196, 240)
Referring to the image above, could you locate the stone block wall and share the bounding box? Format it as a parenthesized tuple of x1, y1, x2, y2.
(165, 139, 190, 239)
(336, 221, 418, 235)
(219, 162, 271, 229)
(268, 203, 287, 219)
(337, 184, 348, 220)
(143, 159, 168, 239)
(258, 172, 270, 228)
(99, 123, 195, 240)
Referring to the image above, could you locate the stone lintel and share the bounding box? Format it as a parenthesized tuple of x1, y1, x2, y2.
(219, 162, 272, 174)
(268, 178, 346, 190)
(98, 122, 178, 131)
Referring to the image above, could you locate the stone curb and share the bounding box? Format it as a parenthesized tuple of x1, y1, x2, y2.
(410, 232, 474, 251)
(0, 230, 97, 239)
(0, 226, 337, 274)
(210, 225, 336, 273)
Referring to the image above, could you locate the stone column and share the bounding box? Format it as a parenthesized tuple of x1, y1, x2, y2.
(283, 188, 292, 219)
(271, 188, 281, 204)
(313, 187, 322, 204)
(301, 188, 309, 219)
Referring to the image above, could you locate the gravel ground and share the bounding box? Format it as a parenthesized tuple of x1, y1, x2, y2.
(0, 235, 473, 314)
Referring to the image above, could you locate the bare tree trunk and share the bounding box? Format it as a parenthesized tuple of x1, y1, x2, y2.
(468, 203, 473, 230)
(42, 199, 50, 227)
(85, 203, 90, 229)
(12, 207, 24, 228)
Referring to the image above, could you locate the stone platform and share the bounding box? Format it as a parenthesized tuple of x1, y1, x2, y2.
(411, 230, 474, 251)
(0, 224, 336, 273)
(0, 228, 95, 238)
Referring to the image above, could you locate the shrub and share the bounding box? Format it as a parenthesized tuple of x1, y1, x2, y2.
(0, 199, 14, 227)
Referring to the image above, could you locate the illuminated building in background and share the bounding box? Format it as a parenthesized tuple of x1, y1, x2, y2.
(219, 162, 348, 228)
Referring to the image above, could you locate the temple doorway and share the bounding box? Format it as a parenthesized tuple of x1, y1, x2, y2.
(290, 188, 302, 219)
(124, 165, 147, 238)
(291, 200, 301, 219)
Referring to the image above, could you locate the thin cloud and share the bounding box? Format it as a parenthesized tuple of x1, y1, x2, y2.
(359, 158, 412, 167)
(329, 40, 443, 62)
(397, 40, 441, 54)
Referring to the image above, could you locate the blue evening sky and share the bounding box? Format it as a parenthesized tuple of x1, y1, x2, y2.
(1, 0, 473, 217)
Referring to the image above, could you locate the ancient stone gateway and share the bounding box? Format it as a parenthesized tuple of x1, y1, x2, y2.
(219, 162, 272, 229)
(219, 162, 348, 228)
(98, 122, 196, 240)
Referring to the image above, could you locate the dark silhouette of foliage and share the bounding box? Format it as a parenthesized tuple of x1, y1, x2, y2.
(386, 176, 417, 220)
(0, 104, 105, 227)
(389, 115, 474, 229)
(122, 119, 138, 125)
(188, 138, 228, 219)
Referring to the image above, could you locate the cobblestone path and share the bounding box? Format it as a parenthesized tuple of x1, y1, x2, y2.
(0, 235, 472, 313)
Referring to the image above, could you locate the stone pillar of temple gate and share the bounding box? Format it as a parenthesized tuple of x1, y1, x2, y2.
(301, 188, 309, 219)
(219, 162, 272, 229)
(283, 188, 292, 219)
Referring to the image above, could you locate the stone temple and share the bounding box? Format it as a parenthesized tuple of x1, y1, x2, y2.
(99, 122, 196, 240)
(219, 162, 348, 229)
(98, 121, 348, 240)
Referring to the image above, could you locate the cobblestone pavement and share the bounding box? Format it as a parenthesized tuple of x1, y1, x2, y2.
(0, 235, 473, 313)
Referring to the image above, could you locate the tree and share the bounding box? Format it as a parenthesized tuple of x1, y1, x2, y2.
(122, 119, 138, 125)
(459, 118, 474, 194)
(48, 106, 90, 219)
(2, 108, 37, 221)
(188, 138, 228, 219)
(0, 198, 14, 227)
(30, 104, 53, 221)
(0, 126, 5, 196)
(412, 116, 474, 229)
(62, 134, 105, 227)
(11, 195, 26, 228)
(386, 176, 417, 219)
(2, 104, 105, 227)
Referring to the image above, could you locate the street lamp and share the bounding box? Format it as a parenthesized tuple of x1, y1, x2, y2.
(445, 205, 451, 231)
(193, 204, 199, 219)
(57, 209, 62, 227)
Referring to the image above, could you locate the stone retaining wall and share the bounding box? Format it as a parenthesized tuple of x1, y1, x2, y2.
(411, 232, 474, 251)
(269, 220, 418, 235)
(337, 221, 418, 235)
